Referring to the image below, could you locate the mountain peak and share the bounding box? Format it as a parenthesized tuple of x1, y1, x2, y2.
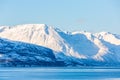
(0, 24, 120, 63)
(14, 24, 48, 29)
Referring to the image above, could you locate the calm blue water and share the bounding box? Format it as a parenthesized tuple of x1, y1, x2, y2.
(0, 67, 120, 80)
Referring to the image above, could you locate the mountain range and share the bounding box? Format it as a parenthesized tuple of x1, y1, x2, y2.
(0, 24, 120, 66)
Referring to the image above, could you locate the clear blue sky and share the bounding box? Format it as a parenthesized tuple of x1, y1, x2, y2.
(0, 0, 120, 34)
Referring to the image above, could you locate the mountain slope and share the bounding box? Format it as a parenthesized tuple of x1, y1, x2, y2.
(0, 38, 56, 67)
(0, 24, 120, 65)
(0, 24, 86, 59)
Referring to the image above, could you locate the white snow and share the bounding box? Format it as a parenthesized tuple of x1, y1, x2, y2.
(0, 24, 120, 62)
(95, 32, 120, 45)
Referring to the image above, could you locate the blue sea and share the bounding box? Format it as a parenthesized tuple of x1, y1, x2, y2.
(0, 67, 120, 80)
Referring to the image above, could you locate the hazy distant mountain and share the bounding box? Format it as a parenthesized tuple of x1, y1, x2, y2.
(0, 24, 120, 66)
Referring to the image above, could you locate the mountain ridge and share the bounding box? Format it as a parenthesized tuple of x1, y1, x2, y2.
(0, 24, 120, 66)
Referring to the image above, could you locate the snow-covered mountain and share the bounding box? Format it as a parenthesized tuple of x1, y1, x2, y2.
(0, 38, 57, 66)
(0, 38, 90, 67)
(0, 24, 120, 66)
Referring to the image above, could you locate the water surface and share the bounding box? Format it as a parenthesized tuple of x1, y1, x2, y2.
(0, 67, 120, 80)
